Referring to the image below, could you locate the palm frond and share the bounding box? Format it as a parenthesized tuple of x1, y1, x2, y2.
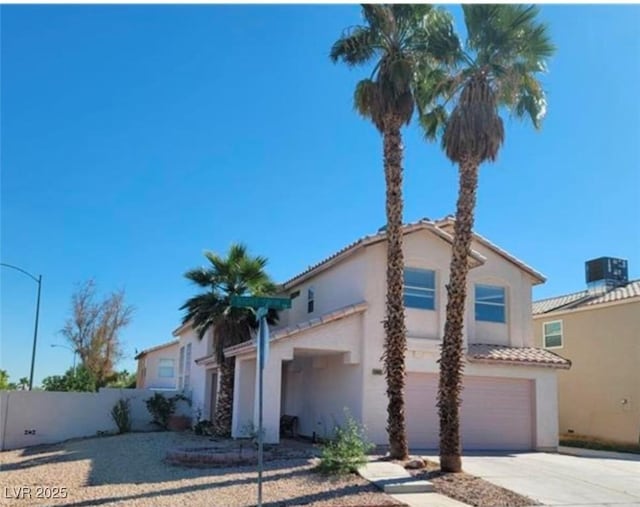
(419, 105, 448, 141)
(330, 26, 378, 67)
(332, 4, 461, 133)
(184, 267, 213, 287)
(442, 76, 504, 164)
(180, 244, 278, 350)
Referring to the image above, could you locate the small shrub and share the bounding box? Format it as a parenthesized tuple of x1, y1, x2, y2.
(194, 419, 215, 436)
(145, 392, 190, 430)
(318, 410, 374, 474)
(111, 398, 132, 434)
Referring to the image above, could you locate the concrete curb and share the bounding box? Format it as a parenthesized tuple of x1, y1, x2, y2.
(558, 445, 640, 461)
(358, 461, 472, 506)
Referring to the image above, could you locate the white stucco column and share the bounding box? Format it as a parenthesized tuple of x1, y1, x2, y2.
(232, 357, 256, 438)
(535, 374, 559, 450)
(253, 353, 282, 444)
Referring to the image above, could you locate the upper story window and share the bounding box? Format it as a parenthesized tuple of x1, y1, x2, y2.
(307, 287, 315, 313)
(475, 284, 506, 323)
(158, 358, 175, 378)
(543, 320, 563, 348)
(403, 268, 436, 310)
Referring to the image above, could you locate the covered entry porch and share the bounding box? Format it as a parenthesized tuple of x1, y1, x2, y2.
(228, 302, 366, 443)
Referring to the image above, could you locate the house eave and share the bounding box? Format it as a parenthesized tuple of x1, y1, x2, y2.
(467, 357, 571, 370)
(533, 294, 640, 318)
(134, 339, 179, 360)
(172, 321, 192, 337)
(436, 217, 546, 285)
(281, 221, 486, 290)
(224, 301, 368, 357)
(194, 354, 218, 367)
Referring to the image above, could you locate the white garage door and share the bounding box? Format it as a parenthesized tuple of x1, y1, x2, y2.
(405, 373, 533, 450)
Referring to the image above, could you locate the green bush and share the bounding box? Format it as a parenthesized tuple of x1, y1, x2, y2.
(111, 398, 132, 434)
(145, 392, 190, 429)
(318, 410, 374, 474)
(42, 366, 97, 392)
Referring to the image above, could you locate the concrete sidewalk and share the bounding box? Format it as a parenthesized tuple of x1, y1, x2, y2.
(358, 461, 470, 507)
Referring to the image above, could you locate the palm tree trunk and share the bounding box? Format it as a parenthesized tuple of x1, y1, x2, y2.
(213, 356, 235, 437)
(438, 157, 479, 473)
(382, 118, 409, 460)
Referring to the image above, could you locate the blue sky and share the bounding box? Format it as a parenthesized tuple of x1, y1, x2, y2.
(1, 5, 639, 386)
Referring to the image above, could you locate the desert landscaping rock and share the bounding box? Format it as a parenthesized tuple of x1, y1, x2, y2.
(404, 458, 426, 470)
(0, 432, 403, 506)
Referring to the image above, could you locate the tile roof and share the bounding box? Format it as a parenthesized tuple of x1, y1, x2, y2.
(280, 218, 489, 288)
(435, 217, 546, 284)
(134, 339, 179, 360)
(532, 290, 591, 315)
(467, 343, 571, 369)
(585, 280, 640, 306)
(532, 280, 640, 315)
(223, 301, 368, 357)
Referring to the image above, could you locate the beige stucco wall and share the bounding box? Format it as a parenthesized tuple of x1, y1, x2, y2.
(227, 227, 557, 448)
(361, 230, 535, 353)
(533, 299, 640, 444)
(136, 343, 179, 390)
(175, 328, 211, 419)
(0, 388, 189, 450)
(276, 252, 367, 329)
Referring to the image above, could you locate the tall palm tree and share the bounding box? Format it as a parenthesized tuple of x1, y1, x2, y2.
(420, 5, 554, 472)
(331, 4, 457, 460)
(180, 243, 277, 437)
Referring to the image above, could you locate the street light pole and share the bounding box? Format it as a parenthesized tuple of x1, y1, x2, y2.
(1, 263, 42, 391)
(29, 275, 42, 390)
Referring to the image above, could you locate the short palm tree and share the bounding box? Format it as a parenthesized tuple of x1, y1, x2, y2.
(180, 243, 277, 436)
(331, 4, 458, 460)
(419, 5, 555, 472)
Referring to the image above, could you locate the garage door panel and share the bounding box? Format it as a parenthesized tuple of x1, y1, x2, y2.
(406, 373, 533, 450)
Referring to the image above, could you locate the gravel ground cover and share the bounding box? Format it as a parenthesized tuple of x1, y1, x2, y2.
(0, 432, 402, 507)
(409, 459, 539, 507)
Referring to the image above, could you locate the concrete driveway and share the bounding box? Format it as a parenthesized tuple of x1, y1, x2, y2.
(423, 450, 640, 506)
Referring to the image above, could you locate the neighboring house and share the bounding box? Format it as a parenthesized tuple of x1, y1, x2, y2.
(173, 217, 569, 451)
(533, 257, 640, 444)
(135, 340, 179, 390)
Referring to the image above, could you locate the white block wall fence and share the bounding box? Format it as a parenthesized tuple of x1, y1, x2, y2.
(0, 388, 190, 451)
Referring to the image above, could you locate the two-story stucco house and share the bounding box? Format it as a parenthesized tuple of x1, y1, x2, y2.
(175, 218, 569, 451)
(533, 257, 640, 445)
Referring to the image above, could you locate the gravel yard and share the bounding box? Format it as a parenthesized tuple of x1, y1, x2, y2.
(410, 459, 539, 507)
(0, 432, 402, 507)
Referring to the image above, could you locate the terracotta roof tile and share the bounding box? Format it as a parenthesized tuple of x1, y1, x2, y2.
(134, 339, 179, 360)
(435, 217, 546, 284)
(280, 219, 486, 288)
(585, 280, 640, 306)
(533, 280, 640, 315)
(467, 343, 571, 368)
(532, 291, 591, 315)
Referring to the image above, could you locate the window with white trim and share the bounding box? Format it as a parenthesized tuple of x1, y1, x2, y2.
(184, 343, 192, 389)
(475, 284, 506, 323)
(403, 268, 436, 310)
(543, 320, 563, 348)
(158, 358, 175, 378)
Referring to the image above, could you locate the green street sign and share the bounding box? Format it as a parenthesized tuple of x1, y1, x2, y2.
(230, 295, 291, 310)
